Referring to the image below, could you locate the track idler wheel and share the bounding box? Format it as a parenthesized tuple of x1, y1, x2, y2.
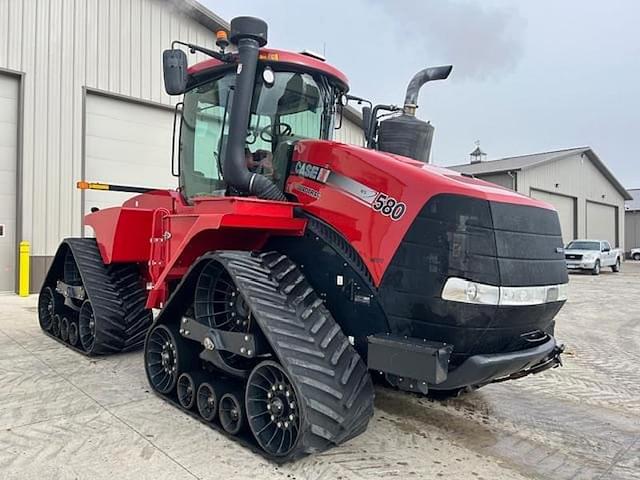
(145, 324, 196, 395)
(219, 391, 245, 435)
(38, 287, 58, 331)
(197, 382, 218, 422)
(51, 314, 61, 338)
(246, 361, 301, 457)
(68, 322, 79, 346)
(79, 300, 96, 352)
(60, 317, 70, 342)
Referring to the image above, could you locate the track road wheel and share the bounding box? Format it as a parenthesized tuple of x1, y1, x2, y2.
(68, 322, 79, 346)
(177, 373, 197, 409)
(197, 382, 218, 422)
(79, 301, 96, 352)
(220, 392, 245, 435)
(60, 317, 70, 342)
(246, 361, 302, 458)
(38, 287, 57, 331)
(51, 314, 61, 337)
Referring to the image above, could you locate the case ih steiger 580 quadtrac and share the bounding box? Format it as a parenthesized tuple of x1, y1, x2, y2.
(38, 17, 568, 460)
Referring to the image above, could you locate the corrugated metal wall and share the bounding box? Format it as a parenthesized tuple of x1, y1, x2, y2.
(624, 211, 640, 254)
(518, 153, 626, 248)
(335, 116, 364, 146)
(0, 0, 221, 257)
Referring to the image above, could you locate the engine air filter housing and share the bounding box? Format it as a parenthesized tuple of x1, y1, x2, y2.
(377, 114, 434, 163)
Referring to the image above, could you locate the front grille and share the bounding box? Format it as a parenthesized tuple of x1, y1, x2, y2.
(378, 193, 567, 361)
(565, 254, 583, 260)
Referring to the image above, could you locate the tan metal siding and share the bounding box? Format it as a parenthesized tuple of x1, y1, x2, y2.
(518, 152, 626, 249)
(335, 116, 365, 146)
(625, 211, 640, 253)
(477, 172, 514, 190)
(0, 0, 221, 257)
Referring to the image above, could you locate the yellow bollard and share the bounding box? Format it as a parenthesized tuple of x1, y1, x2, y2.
(19, 241, 30, 297)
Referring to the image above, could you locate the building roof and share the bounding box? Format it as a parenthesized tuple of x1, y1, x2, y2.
(448, 146, 632, 201)
(626, 188, 640, 211)
(171, 0, 230, 32)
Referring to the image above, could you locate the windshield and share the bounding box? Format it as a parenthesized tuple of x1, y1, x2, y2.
(180, 67, 338, 200)
(566, 241, 600, 250)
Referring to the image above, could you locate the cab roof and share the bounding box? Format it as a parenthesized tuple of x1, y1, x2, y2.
(187, 48, 349, 90)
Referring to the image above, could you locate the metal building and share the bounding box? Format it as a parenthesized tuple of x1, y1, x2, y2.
(624, 188, 640, 255)
(448, 147, 632, 248)
(0, 0, 363, 293)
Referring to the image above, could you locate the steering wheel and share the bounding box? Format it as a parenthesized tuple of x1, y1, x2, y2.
(259, 122, 293, 142)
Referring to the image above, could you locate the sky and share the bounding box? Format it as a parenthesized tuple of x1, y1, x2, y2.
(202, 0, 640, 188)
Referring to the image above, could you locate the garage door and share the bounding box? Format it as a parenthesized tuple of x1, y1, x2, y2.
(84, 93, 177, 225)
(531, 189, 576, 245)
(586, 201, 617, 247)
(0, 73, 18, 292)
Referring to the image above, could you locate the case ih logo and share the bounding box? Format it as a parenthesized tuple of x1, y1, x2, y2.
(292, 162, 331, 183)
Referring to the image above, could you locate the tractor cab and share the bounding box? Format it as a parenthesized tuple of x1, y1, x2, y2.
(162, 16, 349, 204)
(180, 61, 343, 200)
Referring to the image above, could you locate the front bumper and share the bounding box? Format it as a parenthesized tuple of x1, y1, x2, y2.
(367, 333, 563, 393)
(430, 335, 562, 390)
(566, 260, 596, 269)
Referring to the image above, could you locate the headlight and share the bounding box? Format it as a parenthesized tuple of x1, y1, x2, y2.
(440, 277, 499, 305)
(583, 253, 596, 260)
(441, 277, 568, 306)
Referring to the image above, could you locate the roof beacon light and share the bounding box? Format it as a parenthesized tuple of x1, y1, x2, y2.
(216, 30, 229, 52)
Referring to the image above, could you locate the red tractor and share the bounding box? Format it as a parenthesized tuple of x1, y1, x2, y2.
(38, 17, 567, 461)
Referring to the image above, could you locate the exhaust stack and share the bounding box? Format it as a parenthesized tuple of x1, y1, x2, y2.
(403, 65, 453, 116)
(376, 65, 452, 163)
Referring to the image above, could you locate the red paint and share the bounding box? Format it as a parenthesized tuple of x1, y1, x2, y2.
(285, 140, 555, 286)
(85, 138, 559, 308)
(188, 48, 349, 88)
(85, 194, 305, 308)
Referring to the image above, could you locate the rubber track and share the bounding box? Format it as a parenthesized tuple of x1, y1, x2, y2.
(217, 251, 375, 457)
(39, 238, 152, 355)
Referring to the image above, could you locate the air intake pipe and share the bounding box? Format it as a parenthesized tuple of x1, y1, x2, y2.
(223, 17, 286, 201)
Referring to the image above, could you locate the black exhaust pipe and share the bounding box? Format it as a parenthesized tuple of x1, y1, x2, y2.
(403, 65, 453, 115)
(223, 17, 286, 201)
(376, 65, 453, 163)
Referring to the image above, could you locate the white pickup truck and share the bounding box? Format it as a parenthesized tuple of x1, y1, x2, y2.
(631, 248, 640, 261)
(564, 239, 622, 275)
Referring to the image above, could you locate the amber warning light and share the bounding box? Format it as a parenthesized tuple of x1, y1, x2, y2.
(216, 30, 229, 51)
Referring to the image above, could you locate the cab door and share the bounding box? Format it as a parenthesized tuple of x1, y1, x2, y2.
(601, 241, 614, 266)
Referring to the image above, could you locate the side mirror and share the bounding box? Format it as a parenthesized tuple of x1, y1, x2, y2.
(163, 49, 188, 95)
(603, 247, 610, 252)
(362, 106, 372, 139)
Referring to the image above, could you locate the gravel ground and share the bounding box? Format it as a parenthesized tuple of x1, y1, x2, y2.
(0, 263, 638, 480)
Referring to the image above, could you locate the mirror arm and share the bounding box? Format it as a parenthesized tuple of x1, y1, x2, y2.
(171, 40, 234, 63)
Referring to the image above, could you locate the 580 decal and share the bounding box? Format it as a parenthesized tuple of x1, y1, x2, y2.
(372, 193, 406, 220)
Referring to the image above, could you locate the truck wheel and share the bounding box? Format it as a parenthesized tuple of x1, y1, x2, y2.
(633, 253, 640, 261)
(591, 260, 600, 275)
(612, 258, 620, 272)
